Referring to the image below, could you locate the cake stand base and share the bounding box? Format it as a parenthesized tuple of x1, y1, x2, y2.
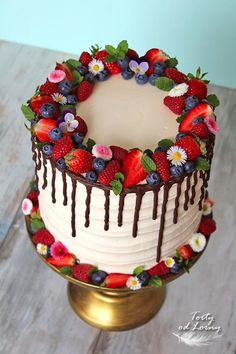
(67, 282, 166, 331)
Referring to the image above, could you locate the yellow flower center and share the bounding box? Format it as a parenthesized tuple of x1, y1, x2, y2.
(93, 64, 100, 72)
(203, 204, 208, 212)
(130, 280, 138, 286)
(172, 152, 181, 161)
(166, 258, 173, 266)
(195, 239, 200, 246)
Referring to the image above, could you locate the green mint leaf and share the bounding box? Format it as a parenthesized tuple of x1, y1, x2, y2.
(141, 154, 156, 173)
(86, 138, 96, 152)
(60, 266, 72, 276)
(66, 59, 81, 70)
(115, 172, 124, 183)
(176, 114, 186, 124)
(117, 40, 128, 54)
(72, 70, 83, 86)
(110, 180, 123, 195)
(59, 104, 74, 113)
(21, 104, 36, 122)
(149, 276, 163, 288)
(158, 139, 173, 151)
(206, 94, 220, 108)
(165, 57, 178, 68)
(195, 157, 210, 171)
(105, 44, 117, 56)
(155, 77, 174, 91)
(105, 54, 118, 63)
(196, 67, 201, 79)
(133, 265, 144, 276)
(30, 219, 45, 233)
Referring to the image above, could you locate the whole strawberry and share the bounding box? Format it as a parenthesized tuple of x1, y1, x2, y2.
(110, 145, 128, 161)
(191, 122, 209, 139)
(198, 218, 216, 236)
(187, 79, 207, 100)
(72, 263, 95, 283)
(39, 82, 58, 95)
(152, 152, 170, 181)
(95, 50, 121, 75)
(75, 116, 88, 136)
(32, 229, 55, 246)
(76, 81, 93, 102)
(98, 160, 121, 186)
(163, 96, 185, 115)
(65, 149, 93, 174)
(52, 135, 73, 160)
(175, 136, 201, 160)
(178, 244, 193, 260)
(165, 68, 187, 84)
(79, 51, 92, 66)
(148, 260, 170, 276)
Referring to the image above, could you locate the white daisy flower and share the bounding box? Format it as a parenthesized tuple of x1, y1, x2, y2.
(164, 257, 175, 268)
(51, 93, 67, 105)
(168, 83, 189, 97)
(167, 146, 187, 166)
(21, 198, 33, 215)
(189, 233, 206, 252)
(88, 59, 104, 75)
(126, 276, 142, 291)
(36, 243, 48, 256)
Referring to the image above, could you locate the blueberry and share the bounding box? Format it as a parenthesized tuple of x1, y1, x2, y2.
(92, 157, 106, 172)
(66, 95, 77, 105)
(58, 80, 73, 95)
(117, 56, 129, 70)
(40, 103, 55, 118)
(175, 132, 187, 141)
(170, 262, 182, 274)
(184, 161, 195, 173)
(170, 165, 184, 177)
(153, 61, 166, 75)
(137, 271, 150, 286)
(185, 96, 199, 111)
(97, 70, 109, 81)
(72, 132, 84, 144)
(144, 149, 153, 157)
(84, 72, 96, 85)
(146, 172, 161, 186)
(148, 73, 159, 86)
(86, 171, 98, 183)
(121, 68, 134, 80)
(48, 127, 62, 141)
(56, 158, 66, 171)
(90, 270, 107, 285)
(192, 116, 204, 126)
(135, 73, 148, 85)
(77, 65, 88, 75)
(154, 146, 165, 153)
(42, 144, 53, 156)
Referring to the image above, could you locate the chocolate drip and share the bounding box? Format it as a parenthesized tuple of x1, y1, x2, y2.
(173, 182, 182, 224)
(156, 185, 170, 262)
(32, 143, 39, 193)
(198, 171, 205, 210)
(118, 192, 126, 227)
(184, 175, 191, 211)
(132, 190, 145, 238)
(42, 154, 48, 190)
(71, 179, 77, 237)
(62, 171, 68, 206)
(190, 171, 198, 205)
(104, 190, 110, 231)
(37, 149, 42, 170)
(50, 160, 56, 203)
(84, 185, 92, 227)
(152, 186, 160, 220)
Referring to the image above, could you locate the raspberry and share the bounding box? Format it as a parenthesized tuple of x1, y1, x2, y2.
(32, 229, 55, 246)
(52, 135, 73, 160)
(152, 152, 170, 181)
(110, 146, 128, 161)
(98, 160, 121, 186)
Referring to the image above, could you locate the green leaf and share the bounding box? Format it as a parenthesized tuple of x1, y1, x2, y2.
(60, 266, 72, 276)
(187, 73, 195, 79)
(31, 210, 41, 220)
(155, 77, 174, 91)
(30, 219, 45, 233)
(158, 139, 173, 151)
(133, 265, 144, 276)
(105, 44, 117, 56)
(165, 57, 178, 68)
(117, 40, 128, 54)
(110, 180, 123, 195)
(149, 276, 163, 288)
(195, 157, 210, 171)
(66, 58, 81, 70)
(203, 79, 210, 84)
(176, 114, 186, 124)
(114, 172, 124, 182)
(35, 142, 45, 150)
(141, 154, 156, 173)
(29, 180, 36, 191)
(196, 67, 201, 78)
(89, 267, 98, 275)
(24, 123, 33, 132)
(105, 54, 118, 63)
(86, 138, 96, 152)
(59, 104, 75, 113)
(72, 70, 83, 86)
(21, 104, 36, 122)
(206, 94, 220, 108)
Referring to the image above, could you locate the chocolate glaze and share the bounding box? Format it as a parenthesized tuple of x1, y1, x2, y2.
(62, 171, 68, 206)
(132, 190, 145, 238)
(184, 175, 191, 211)
(199, 171, 205, 210)
(71, 179, 77, 237)
(32, 141, 39, 193)
(152, 186, 161, 220)
(42, 154, 48, 190)
(84, 185, 92, 228)
(50, 159, 56, 203)
(173, 179, 182, 224)
(118, 192, 127, 227)
(104, 190, 110, 231)
(190, 171, 198, 205)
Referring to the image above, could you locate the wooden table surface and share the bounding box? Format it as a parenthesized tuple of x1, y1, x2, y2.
(0, 40, 235, 354)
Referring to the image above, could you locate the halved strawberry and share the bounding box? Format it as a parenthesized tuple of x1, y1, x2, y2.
(179, 103, 213, 133)
(145, 48, 169, 75)
(47, 253, 75, 268)
(123, 149, 147, 188)
(147, 260, 170, 276)
(33, 118, 57, 142)
(55, 63, 73, 81)
(105, 273, 130, 288)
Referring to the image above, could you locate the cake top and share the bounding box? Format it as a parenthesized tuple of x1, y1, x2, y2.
(21, 40, 220, 194)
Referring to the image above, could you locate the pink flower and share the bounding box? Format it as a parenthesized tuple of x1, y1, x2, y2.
(92, 144, 112, 161)
(50, 241, 68, 260)
(48, 70, 66, 83)
(21, 198, 33, 215)
(204, 115, 220, 134)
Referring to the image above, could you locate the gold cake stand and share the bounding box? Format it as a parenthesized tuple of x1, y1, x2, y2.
(25, 217, 205, 331)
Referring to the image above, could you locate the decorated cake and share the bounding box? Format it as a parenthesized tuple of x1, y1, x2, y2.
(21, 40, 219, 289)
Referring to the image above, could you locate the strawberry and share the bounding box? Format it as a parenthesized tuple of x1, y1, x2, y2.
(145, 48, 169, 75)
(95, 49, 121, 74)
(187, 79, 207, 100)
(110, 145, 128, 161)
(76, 81, 93, 102)
(127, 48, 139, 59)
(105, 273, 130, 288)
(34, 119, 57, 142)
(164, 68, 187, 84)
(98, 160, 121, 186)
(175, 135, 201, 160)
(95, 49, 107, 62)
(79, 51, 92, 66)
(30, 95, 57, 116)
(39, 82, 58, 95)
(74, 116, 88, 136)
(178, 245, 193, 260)
(152, 152, 170, 181)
(147, 261, 170, 276)
(55, 63, 73, 80)
(179, 103, 213, 133)
(32, 229, 55, 246)
(122, 150, 147, 188)
(26, 191, 38, 206)
(198, 218, 216, 236)
(65, 149, 93, 174)
(72, 263, 96, 283)
(52, 135, 73, 160)
(163, 96, 185, 115)
(191, 123, 209, 139)
(48, 253, 75, 268)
